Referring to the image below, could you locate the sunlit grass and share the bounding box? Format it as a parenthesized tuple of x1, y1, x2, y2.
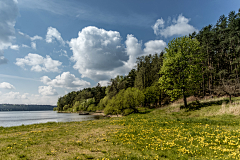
(1, 97, 240, 159)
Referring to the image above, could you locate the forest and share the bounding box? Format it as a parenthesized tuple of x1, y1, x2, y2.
(0, 104, 56, 111)
(56, 9, 240, 115)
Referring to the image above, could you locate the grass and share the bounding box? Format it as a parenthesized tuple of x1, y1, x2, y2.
(1, 97, 240, 159)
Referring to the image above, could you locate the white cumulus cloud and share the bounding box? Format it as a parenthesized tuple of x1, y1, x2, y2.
(15, 53, 62, 72)
(38, 86, 58, 96)
(152, 18, 165, 35)
(46, 27, 65, 46)
(98, 81, 109, 87)
(41, 72, 91, 90)
(22, 44, 30, 48)
(152, 14, 198, 38)
(69, 26, 128, 81)
(31, 42, 36, 49)
(143, 40, 166, 55)
(124, 34, 143, 69)
(0, 82, 15, 89)
(10, 45, 19, 50)
(69, 26, 167, 83)
(30, 35, 43, 41)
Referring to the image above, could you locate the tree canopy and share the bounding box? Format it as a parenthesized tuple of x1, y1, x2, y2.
(159, 36, 203, 108)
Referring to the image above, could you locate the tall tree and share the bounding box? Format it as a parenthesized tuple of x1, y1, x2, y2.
(159, 36, 203, 108)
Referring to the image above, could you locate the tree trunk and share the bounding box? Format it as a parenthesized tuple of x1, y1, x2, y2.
(183, 93, 187, 108)
(202, 70, 205, 97)
(159, 91, 161, 107)
(229, 94, 232, 104)
(182, 86, 187, 108)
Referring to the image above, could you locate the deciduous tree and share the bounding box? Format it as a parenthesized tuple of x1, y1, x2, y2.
(159, 36, 203, 108)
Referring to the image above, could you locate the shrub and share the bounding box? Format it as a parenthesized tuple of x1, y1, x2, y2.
(97, 96, 109, 110)
(104, 88, 144, 115)
(87, 104, 97, 112)
(122, 108, 135, 116)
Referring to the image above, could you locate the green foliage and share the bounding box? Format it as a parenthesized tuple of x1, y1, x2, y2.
(63, 104, 70, 110)
(97, 96, 109, 110)
(87, 104, 97, 112)
(57, 85, 106, 112)
(104, 88, 145, 115)
(107, 75, 127, 99)
(0, 104, 56, 111)
(134, 53, 164, 90)
(144, 85, 160, 108)
(159, 36, 203, 104)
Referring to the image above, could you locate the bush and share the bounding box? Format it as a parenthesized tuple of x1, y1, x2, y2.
(63, 104, 70, 110)
(97, 96, 109, 110)
(87, 104, 97, 112)
(122, 108, 135, 116)
(104, 88, 144, 115)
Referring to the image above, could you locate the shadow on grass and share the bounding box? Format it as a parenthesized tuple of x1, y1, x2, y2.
(180, 98, 230, 112)
(137, 108, 154, 114)
(137, 110, 152, 114)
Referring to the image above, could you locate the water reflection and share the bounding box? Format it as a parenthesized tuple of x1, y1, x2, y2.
(0, 111, 102, 127)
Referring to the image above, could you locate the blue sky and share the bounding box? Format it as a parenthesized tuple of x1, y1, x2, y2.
(0, 0, 239, 105)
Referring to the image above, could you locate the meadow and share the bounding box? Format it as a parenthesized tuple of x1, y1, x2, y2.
(1, 97, 240, 160)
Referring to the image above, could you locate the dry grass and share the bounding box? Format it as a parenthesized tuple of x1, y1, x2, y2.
(217, 101, 240, 116)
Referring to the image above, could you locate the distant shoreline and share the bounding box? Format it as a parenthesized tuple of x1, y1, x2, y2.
(0, 104, 57, 111)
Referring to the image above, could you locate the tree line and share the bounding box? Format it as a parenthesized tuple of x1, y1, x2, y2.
(0, 104, 56, 111)
(56, 9, 240, 115)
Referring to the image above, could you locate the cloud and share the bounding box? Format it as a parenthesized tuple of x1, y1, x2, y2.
(98, 81, 109, 87)
(15, 53, 62, 72)
(69, 26, 167, 83)
(0, 82, 15, 89)
(0, 51, 8, 65)
(0, 0, 18, 50)
(18, 31, 24, 36)
(18, 31, 43, 42)
(10, 45, 19, 50)
(0, 91, 58, 105)
(38, 86, 58, 96)
(69, 26, 128, 81)
(0, 0, 18, 64)
(31, 42, 36, 49)
(19, 0, 154, 27)
(152, 14, 198, 38)
(0, 73, 40, 81)
(46, 27, 65, 45)
(143, 40, 166, 55)
(152, 18, 165, 35)
(41, 72, 91, 90)
(55, 49, 69, 58)
(22, 44, 30, 48)
(30, 35, 43, 41)
(124, 34, 143, 69)
(2, 91, 20, 100)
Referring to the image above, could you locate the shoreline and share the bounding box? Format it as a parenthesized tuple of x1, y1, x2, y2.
(57, 111, 123, 117)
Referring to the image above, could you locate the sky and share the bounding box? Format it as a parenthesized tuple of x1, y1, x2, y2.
(0, 0, 239, 105)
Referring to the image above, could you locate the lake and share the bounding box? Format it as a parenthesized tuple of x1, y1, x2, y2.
(0, 111, 101, 127)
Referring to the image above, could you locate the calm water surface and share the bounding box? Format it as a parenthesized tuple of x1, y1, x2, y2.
(0, 111, 101, 127)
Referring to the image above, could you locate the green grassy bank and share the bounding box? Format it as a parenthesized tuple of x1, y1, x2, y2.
(1, 97, 240, 160)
